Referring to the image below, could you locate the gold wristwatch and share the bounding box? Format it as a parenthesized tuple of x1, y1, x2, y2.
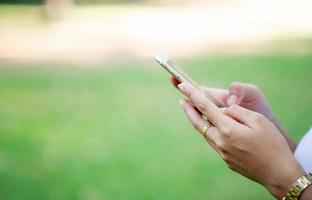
(283, 173, 312, 200)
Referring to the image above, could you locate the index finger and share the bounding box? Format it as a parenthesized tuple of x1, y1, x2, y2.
(178, 82, 232, 128)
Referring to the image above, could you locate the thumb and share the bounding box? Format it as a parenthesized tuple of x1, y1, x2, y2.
(227, 82, 259, 106)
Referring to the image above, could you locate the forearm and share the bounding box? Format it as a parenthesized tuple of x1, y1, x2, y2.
(282, 132, 297, 153)
(269, 114, 297, 152)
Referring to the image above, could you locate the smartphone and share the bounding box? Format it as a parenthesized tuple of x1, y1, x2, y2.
(154, 52, 218, 105)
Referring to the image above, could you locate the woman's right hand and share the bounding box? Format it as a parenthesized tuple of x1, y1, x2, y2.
(171, 77, 297, 151)
(177, 82, 305, 199)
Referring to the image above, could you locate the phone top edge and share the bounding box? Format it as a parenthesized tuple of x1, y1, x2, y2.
(154, 52, 219, 106)
(154, 52, 202, 90)
(154, 55, 190, 84)
(154, 52, 170, 65)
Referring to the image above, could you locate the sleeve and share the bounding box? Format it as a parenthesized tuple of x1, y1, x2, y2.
(294, 127, 312, 173)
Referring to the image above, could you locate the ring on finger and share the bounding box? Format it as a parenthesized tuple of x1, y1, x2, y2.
(201, 123, 211, 136)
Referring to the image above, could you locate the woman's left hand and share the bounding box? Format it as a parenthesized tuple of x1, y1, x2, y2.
(178, 82, 304, 199)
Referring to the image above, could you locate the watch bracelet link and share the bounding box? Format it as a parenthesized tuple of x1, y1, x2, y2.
(282, 173, 312, 200)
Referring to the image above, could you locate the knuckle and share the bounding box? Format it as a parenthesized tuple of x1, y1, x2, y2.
(229, 82, 240, 90)
(220, 125, 233, 136)
(196, 101, 208, 113)
(216, 140, 228, 152)
(228, 104, 239, 112)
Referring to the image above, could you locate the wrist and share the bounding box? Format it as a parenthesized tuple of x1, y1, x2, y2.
(265, 160, 305, 199)
(281, 173, 312, 200)
(300, 182, 312, 200)
(270, 114, 297, 152)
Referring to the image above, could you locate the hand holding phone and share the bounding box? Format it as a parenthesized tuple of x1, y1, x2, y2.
(154, 52, 218, 105)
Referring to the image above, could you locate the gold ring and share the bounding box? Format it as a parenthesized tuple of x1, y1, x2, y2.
(201, 123, 210, 136)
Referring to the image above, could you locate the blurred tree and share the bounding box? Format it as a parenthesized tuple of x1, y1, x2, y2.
(0, 0, 41, 4)
(76, 0, 142, 4)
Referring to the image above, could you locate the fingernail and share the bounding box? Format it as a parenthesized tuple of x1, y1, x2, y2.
(177, 82, 186, 90)
(227, 95, 238, 106)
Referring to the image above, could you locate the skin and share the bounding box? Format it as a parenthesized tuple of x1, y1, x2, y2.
(301, 188, 312, 200)
(171, 77, 311, 199)
(171, 77, 297, 152)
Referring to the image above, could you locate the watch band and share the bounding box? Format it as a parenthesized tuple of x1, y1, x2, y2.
(282, 173, 312, 200)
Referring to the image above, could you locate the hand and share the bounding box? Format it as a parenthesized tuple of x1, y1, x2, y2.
(171, 77, 273, 119)
(178, 82, 304, 199)
(171, 77, 297, 151)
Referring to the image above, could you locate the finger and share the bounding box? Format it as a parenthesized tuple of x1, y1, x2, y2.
(171, 76, 180, 88)
(224, 105, 260, 127)
(202, 87, 228, 107)
(219, 107, 227, 113)
(203, 126, 220, 153)
(178, 82, 232, 128)
(227, 82, 260, 106)
(175, 79, 225, 107)
(179, 99, 218, 144)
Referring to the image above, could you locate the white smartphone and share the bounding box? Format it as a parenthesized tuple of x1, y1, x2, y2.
(154, 52, 218, 105)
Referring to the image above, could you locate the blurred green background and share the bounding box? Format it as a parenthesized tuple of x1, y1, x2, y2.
(0, 0, 311, 199)
(0, 55, 311, 200)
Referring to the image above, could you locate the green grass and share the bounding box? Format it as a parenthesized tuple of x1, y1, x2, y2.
(0, 55, 311, 200)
